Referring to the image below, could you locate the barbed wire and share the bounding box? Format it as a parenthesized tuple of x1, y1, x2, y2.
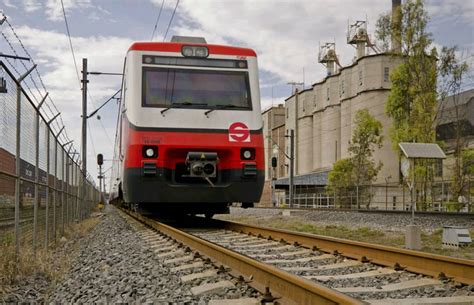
(0, 15, 87, 176)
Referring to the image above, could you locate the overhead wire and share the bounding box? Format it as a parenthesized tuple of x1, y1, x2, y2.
(163, 0, 179, 42)
(60, 0, 81, 88)
(150, 0, 165, 41)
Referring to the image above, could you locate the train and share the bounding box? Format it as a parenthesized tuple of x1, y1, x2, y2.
(109, 36, 264, 216)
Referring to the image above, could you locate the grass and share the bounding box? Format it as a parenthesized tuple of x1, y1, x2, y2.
(0, 216, 100, 290)
(218, 214, 473, 259)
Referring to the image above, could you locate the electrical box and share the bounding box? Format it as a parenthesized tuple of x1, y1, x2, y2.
(442, 226, 472, 248)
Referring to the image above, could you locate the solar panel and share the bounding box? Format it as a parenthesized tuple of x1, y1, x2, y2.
(398, 142, 446, 159)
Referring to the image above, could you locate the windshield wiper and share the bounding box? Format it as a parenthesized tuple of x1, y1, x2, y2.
(161, 102, 208, 116)
(204, 104, 247, 117)
(173, 102, 208, 107)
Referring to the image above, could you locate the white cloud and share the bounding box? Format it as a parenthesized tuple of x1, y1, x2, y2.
(45, 0, 92, 21)
(151, 0, 390, 86)
(23, 0, 41, 12)
(13, 25, 132, 178)
(427, 0, 474, 27)
(3, 0, 17, 9)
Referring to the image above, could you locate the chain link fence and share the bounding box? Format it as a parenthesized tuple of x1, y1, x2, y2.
(0, 62, 99, 256)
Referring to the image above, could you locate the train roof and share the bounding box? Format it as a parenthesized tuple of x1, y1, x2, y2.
(128, 42, 257, 57)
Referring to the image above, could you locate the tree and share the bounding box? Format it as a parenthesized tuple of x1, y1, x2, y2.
(327, 109, 383, 208)
(437, 46, 470, 201)
(375, 0, 459, 209)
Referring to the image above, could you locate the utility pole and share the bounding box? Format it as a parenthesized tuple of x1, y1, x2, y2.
(81, 58, 88, 219)
(289, 129, 295, 208)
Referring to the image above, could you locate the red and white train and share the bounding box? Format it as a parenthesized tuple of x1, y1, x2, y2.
(109, 36, 264, 216)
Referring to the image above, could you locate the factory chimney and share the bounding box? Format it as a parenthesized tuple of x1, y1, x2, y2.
(391, 0, 402, 53)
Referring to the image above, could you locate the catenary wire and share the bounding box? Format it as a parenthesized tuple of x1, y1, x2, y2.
(150, 0, 165, 41)
(163, 0, 179, 42)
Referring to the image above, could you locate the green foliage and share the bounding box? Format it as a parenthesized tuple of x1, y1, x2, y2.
(462, 149, 474, 176)
(377, 0, 438, 150)
(327, 110, 383, 207)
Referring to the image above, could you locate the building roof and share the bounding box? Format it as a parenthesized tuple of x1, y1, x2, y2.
(274, 171, 329, 187)
(437, 89, 474, 126)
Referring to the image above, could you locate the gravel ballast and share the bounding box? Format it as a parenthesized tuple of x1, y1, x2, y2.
(225, 207, 474, 233)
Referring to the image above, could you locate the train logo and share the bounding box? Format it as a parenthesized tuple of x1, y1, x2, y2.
(228, 122, 250, 142)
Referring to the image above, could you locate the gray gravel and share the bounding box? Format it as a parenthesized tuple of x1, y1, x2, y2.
(47, 206, 259, 303)
(224, 207, 474, 233)
(193, 228, 474, 301)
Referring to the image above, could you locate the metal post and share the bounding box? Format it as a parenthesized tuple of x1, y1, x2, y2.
(65, 156, 69, 227)
(33, 109, 39, 255)
(411, 159, 416, 224)
(289, 129, 294, 208)
(53, 139, 57, 242)
(14, 65, 36, 255)
(45, 128, 50, 248)
(61, 149, 65, 235)
(99, 164, 103, 204)
(81, 58, 88, 221)
(14, 82, 21, 255)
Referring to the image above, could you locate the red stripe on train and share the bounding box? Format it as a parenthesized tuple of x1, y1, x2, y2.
(128, 42, 257, 57)
(122, 126, 264, 170)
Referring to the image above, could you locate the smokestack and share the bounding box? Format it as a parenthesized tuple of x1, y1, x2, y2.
(391, 0, 402, 53)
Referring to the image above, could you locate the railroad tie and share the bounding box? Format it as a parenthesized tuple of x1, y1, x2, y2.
(307, 267, 396, 281)
(336, 278, 441, 293)
(164, 254, 194, 265)
(282, 259, 362, 272)
(180, 269, 218, 283)
(208, 298, 261, 305)
(190, 280, 235, 296)
(170, 262, 204, 272)
(366, 296, 474, 305)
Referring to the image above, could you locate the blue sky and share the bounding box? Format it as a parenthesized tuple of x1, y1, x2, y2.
(1, 0, 472, 187)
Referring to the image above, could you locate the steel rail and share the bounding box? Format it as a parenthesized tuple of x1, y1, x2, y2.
(120, 208, 364, 305)
(211, 218, 474, 285)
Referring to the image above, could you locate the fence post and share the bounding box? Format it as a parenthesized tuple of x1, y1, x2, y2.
(53, 139, 57, 242)
(13, 65, 36, 256)
(61, 149, 65, 236)
(356, 185, 359, 210)
(14, 76, 21, 256)
(45, 128, 50, 248)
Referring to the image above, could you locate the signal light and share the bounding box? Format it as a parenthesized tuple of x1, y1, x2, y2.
(97, 154, 103, 165)
(271, 157, 277, 168)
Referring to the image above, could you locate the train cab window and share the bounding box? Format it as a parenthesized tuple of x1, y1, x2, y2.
(142, 67, 252, 110)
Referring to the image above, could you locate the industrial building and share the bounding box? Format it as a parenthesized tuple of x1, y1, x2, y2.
(261, 18, 405, 207)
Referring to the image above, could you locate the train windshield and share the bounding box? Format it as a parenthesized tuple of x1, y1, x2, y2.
(142, 67, 252, 110)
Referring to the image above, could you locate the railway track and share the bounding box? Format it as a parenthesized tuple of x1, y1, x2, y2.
(119, 207, 474, 304)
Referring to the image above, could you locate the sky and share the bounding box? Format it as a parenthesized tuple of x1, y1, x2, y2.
(0, 0, 473, 190)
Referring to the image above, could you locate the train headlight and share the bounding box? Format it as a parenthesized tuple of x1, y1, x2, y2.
(142, 146, 158, 158)
(241, 148, 255, 160)
(182, 46, 209, 58)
